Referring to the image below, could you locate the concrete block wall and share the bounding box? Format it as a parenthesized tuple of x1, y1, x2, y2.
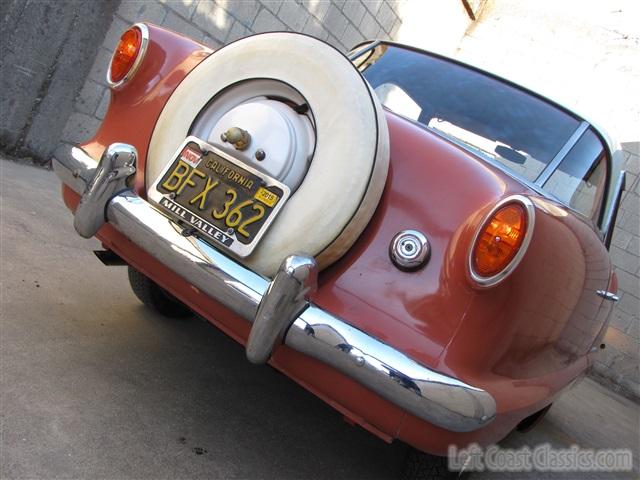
(0, 0, 119, 164)
(592, 142, 640, 399)
(59, 0, 402, 147)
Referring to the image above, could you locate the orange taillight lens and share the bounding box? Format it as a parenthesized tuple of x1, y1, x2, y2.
(109, 27, 143, 85)
(473, 203, 527, 277)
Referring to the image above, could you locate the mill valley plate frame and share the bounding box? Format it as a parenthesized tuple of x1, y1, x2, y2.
(148, 136, 291, 257)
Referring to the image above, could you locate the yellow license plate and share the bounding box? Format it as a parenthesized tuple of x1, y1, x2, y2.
(151, 137, 290, 257)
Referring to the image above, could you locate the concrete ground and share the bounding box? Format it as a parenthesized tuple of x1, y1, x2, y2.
(1, 159, 638, 479)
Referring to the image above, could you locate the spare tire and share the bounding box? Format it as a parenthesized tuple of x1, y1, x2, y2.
(147, 32, 389, 277)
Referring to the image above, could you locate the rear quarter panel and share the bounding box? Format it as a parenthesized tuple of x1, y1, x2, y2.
(317, 114, 611, 399)
(80, 24, 212, 195)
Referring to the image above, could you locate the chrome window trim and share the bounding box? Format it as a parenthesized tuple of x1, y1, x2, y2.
(535, 122, 612, 231)
(106, 23, 150, 90)
(351, 40, 618, 159)
(534, 121, 590, 186)
(603, 170, 626, 248)
(347, 40, 379, 61)
(468, 195, 536, 288)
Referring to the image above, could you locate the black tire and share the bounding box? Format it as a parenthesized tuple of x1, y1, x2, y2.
(516, 403, 552, 432)
(127, 266, 193, 318)
(401, 448, 463, 480)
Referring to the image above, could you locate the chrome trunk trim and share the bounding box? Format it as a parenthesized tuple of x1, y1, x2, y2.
(52, 144, 497, 433)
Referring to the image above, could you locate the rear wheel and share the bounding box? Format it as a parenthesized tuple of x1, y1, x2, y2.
(127, 267, 192, 318)
(516, 403, 552, 432)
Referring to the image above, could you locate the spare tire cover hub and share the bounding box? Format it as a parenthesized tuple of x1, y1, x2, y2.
(191, 88, 316, 192)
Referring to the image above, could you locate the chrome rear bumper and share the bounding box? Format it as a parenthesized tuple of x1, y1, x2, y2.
(53, 144, 496, 433)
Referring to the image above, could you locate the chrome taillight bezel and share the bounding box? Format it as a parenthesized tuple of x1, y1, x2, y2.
(468, 194, 536, 287)
(107, 23, 150, 90)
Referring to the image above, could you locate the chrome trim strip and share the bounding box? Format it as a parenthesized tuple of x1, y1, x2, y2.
(347, 40, 379, 62)
(107, 23, 150, 90)
(288, 309, 496, 432)
(596, 290, 619, 302)
(603, 171, 626, 248)
(53, 145, 497, 432)
(52, 146, 98, 194)
(535, 121, 589, 186)
(468, 195, 536, 287)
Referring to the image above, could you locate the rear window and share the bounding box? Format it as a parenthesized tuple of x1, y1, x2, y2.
(358, 45, 581, 183)
(543, 129, 607, 219)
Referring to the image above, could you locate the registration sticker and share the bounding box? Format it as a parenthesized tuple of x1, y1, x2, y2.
(254, 186, 280, 207)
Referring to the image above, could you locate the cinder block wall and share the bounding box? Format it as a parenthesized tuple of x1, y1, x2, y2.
(60, 0, 402, 147)
(0, 0, 119, 163)
(593, 143, 640, 400)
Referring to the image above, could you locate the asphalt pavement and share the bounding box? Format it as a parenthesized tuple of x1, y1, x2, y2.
(1, 159, 638, 479)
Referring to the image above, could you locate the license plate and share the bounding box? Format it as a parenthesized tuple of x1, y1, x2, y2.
(148, 136, 290, 257)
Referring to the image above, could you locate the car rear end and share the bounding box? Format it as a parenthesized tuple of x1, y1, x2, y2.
(53, 26, 622, 456)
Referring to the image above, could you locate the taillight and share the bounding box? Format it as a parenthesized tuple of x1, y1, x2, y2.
(107, 24, 148, 88)
(469, 196, 534, 286)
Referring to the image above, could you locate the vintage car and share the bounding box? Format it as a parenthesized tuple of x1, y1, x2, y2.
(53, 24, 626, 478)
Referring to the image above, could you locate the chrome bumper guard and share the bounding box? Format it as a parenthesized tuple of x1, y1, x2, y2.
(53, 144, 496, 432)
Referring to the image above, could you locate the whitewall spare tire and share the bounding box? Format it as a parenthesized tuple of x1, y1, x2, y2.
(147, 32, 389, 277)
